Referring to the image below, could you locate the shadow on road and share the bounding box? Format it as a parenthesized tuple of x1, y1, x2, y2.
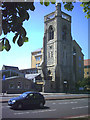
(10, 106, 50, 111)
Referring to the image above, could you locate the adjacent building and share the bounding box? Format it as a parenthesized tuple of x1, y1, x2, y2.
(2, 76, 34, 94)
(84, 59, 90, 78)
(1, 65, 24, 79)
(31, 48, 43, 68)
(1, 65, 43, 93)
(20, 68, 38, 74)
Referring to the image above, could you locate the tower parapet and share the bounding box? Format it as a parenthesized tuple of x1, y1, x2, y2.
(44, 3, 71, 23)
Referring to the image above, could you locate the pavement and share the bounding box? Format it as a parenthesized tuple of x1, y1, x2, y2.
(0, 92, 89, 103)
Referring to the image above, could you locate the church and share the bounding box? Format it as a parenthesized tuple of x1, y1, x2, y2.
(31, 3, 84, 93)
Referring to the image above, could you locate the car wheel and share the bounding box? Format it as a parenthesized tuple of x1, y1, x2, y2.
(39, 102, 44, 108)
(17, 103, 23, 109)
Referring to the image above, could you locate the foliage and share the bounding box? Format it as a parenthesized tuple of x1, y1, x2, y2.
(76, 77, 90, 90)
(0, 1, 90, 51)
(0, 2, 35, 51)
(80, 2, 90, 18)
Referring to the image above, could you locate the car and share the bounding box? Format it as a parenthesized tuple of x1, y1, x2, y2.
(8, 91, 45, 109)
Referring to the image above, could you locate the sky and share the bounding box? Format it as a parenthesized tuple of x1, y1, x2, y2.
(0, 2, 88, 70)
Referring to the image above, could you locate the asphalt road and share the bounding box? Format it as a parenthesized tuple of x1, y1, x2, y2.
(1, 98, 89, 119)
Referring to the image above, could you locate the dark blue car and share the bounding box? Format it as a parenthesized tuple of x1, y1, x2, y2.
(8, 91, 45, 109)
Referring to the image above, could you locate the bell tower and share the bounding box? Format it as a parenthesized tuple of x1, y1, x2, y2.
(43, 3, 74, 92)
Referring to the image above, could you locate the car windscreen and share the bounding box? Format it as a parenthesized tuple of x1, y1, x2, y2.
(19, 93, 28, 98)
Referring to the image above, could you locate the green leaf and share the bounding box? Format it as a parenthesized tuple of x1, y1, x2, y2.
(17, 36, 24, 47)
(83, 7, 87, 12)
(40, 0, 43, 5)
(18, 9, 29, 21)
(44, 0, 50, 6)
(0, 39, 4, 51)
(85, 14, 90, 18)
(80, 4, 84, 7)
(64, 3, 74, 11)
(5, 39, 9, 44)
(50, 0, 56, 4)
(17, 26, 26, 37)
(5, 39, 11, 51)
(2, 20, 10, 35)
(29, 2, 35, 11)
(5, 44, 11, 51)
(23, 37, 29, 42)
(13, 33, 18, 43)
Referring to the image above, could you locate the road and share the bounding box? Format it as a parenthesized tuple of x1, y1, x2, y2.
(1, 98, 89, 119)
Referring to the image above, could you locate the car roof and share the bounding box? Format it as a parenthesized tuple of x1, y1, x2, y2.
(23, 91, 41, 94)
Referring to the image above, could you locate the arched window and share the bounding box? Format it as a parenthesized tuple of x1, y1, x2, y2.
(48, 25, 54, 40)
(62, 25, 67, 40)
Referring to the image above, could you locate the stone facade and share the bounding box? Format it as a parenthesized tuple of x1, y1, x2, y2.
(72, 40, 84, 82)
(42, 3, 84, 92)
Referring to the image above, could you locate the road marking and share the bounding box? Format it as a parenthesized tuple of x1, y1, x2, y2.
(32, 109, 56, 113)
(59, 102, 77, 104)
(52, 103, 56, 104)
(14, 109, 56, 115)
(14, 112, 24, 115)
(72, 106, 88, 109)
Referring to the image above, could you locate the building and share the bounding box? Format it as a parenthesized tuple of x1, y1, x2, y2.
(40, 3, 84, 92)
(1, 65, 24, 79)
(1, 65, 43, 93)
(72, 40, 84, 82)
(20, 68, 38, 74)
(2, 65, 19, 71)
(2, 76, 34, 94)
(31, 48, 43, 68)
(84, 59, 90, 78)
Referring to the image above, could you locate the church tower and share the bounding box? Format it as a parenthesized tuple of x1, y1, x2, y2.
(43, 3, 74, 92)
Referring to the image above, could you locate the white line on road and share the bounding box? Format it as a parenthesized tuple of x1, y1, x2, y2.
(14, 109, 56, 115)
(52, 103, 56, 104)
(32, 109, 56, 113)
(59, 102, 77, 104)
(72, 106, 88, 109)
(14, 112, 24, 115)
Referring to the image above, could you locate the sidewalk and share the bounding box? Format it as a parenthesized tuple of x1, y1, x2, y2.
(0, 92, 89, 103)
(0, 92, 66, 97)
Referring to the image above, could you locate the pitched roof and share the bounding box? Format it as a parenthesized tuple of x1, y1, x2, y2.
(31, 48, 42, 53)
(2, 65, 19, 70)
(20, 68, 37, 72)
